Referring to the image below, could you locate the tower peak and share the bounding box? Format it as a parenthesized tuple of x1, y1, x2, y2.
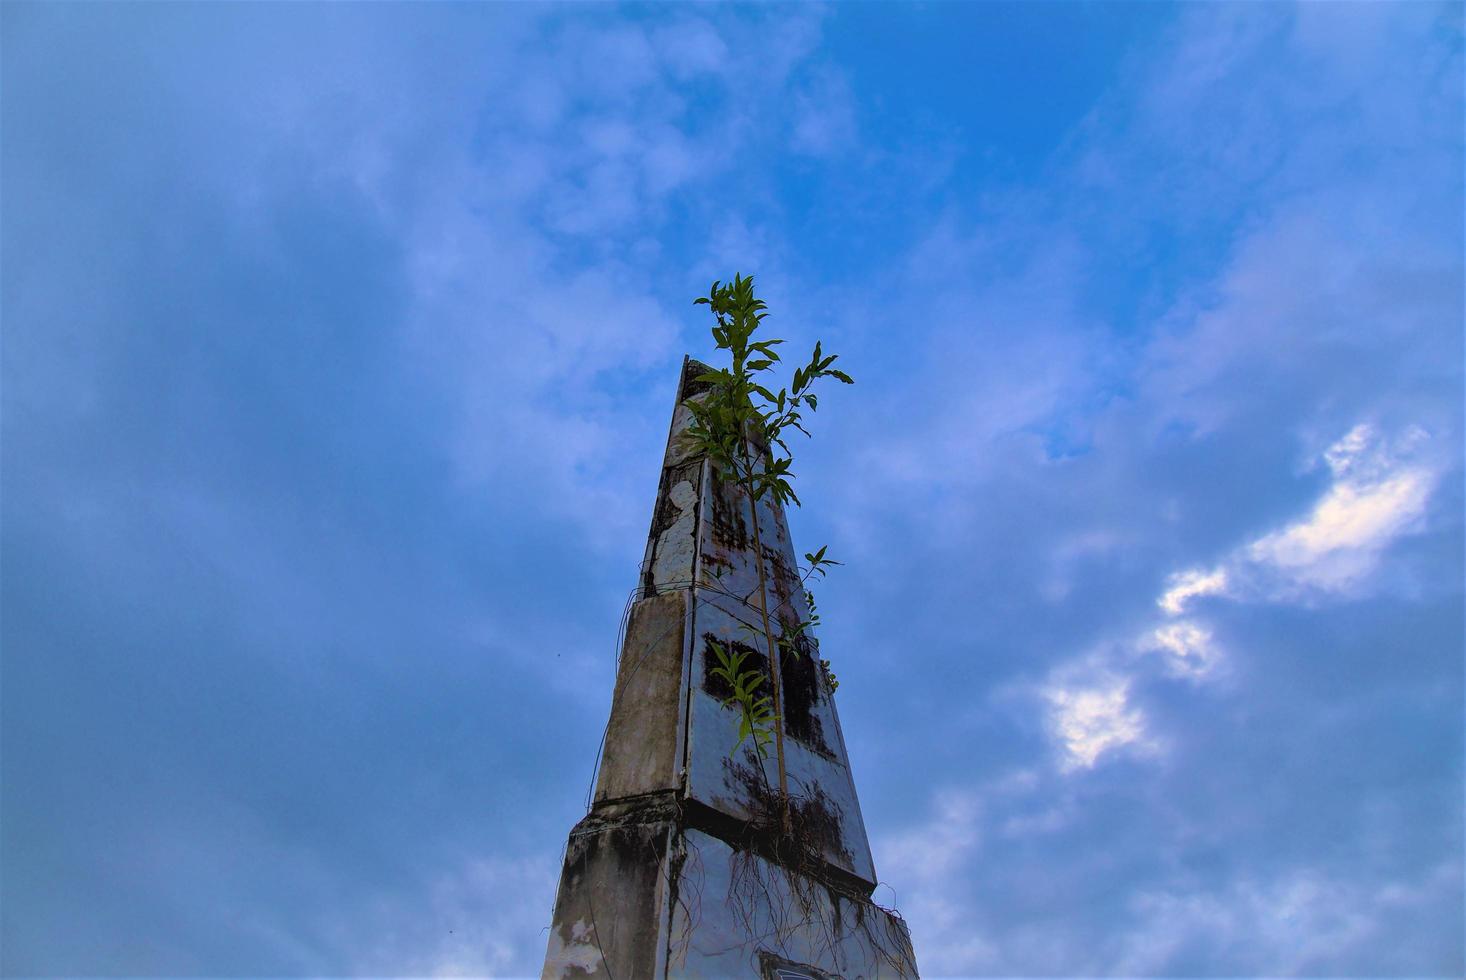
(542, 356, 919, 979)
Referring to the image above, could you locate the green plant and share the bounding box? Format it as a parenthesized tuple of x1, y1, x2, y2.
(777, 545, 842, 680)
(683, 273, 852, 828)
(706, 640, 776, 759)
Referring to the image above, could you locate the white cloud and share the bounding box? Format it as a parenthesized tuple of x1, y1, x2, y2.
(880, 788, 983, 882)
(1115, 861, 1463, 977)
(1248, 467, 1434, 590)
(1247, 425, 1435, 595)
(874, 771, 1043, 976)
(1046, 680, 1148, 770)
(1157, 424, 1439, 612)
(1322, 422, 1375, 477)
(1157, 566, 1229, 614)
(876, 789, 996, 973)
(1144, 620, 1220, 679)
(368, 8, 861, 554)
(347, 851, 560, 977)
(1136, 423, 1436, 691)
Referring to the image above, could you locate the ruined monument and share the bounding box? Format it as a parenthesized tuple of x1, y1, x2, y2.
(541, 357, 919, 979)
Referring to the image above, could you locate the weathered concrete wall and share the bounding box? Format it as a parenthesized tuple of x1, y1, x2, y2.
(543, 808, 916, 980)
(594, 591, 688, 804)
(543, 356, 918, 978)
(667, 828, 916, 979)
(685, 588, 876, 889)
(542, 801, 677, 979)
(684, 426, 877, 890)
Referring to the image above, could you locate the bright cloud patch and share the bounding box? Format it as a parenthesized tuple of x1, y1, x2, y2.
(1247, 456, 1434, 595)
(1157, 566, 1229, 614)
(1145, 620, 1219, 678)
(1165, 423, 1437, 603)
(1045, 422, 1438, 774)
(1047, 681, 1146, 770)
(1323, 423, 1375, 478)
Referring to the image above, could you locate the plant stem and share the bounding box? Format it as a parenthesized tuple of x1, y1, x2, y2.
(740, 433, 792, 837)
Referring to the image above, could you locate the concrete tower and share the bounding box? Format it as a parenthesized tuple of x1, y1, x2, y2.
(542, 358, 919, 979)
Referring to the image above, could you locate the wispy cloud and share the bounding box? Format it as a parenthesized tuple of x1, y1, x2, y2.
(1040, 421, 1441, 767)
(835, 5, 1461, 972)
(1115, 860, 1465, 977)
(349, 853, 560, 977)
(1046, 679, 1150, 770)
(3, 2, 1459, 977)
(1246, 425, 1437, 596)
(1143, 620, 1220, 679)
(1162, 423, 1440, 610)
(1158, 566, 1229, 615)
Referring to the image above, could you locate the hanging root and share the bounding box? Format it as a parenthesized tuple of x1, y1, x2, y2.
(704, 760, 914, 975)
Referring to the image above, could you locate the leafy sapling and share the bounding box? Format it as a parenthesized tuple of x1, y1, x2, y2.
(800, 547, 845, 694)
(682, 273, 853, 823)
(707, 640, 776, 759)
(776, 546, 843, 667)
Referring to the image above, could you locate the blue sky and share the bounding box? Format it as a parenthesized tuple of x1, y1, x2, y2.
(2, 3, 1461, 977)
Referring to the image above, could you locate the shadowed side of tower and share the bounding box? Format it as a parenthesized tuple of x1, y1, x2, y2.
(542, 357, 919, 979)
